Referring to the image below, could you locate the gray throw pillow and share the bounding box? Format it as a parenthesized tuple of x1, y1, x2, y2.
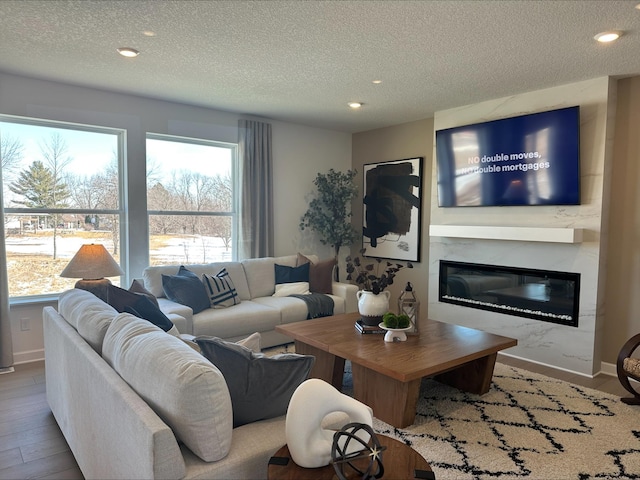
(195, 336, 315, 427)
(162, 266, 210, 314)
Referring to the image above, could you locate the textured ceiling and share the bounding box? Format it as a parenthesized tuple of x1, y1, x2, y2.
(0, 0, 639, 133)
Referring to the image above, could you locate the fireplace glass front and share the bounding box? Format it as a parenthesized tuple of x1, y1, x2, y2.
(439, 260, 580, 327)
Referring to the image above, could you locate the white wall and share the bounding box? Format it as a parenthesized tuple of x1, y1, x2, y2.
(0, 72, 351, 363)
(271, 120, 352, 259)
(428, 77, 616, 376)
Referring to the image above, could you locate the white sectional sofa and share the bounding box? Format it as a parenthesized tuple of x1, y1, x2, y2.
(43, 288, 294, 479)
(142, 254, 358, 348)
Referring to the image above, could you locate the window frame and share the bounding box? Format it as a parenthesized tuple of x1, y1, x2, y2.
(145, 132, 239, 264)
(1, 114, 126, 301)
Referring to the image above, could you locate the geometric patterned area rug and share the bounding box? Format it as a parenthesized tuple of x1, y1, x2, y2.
(267, 345, 640, 478)
(374, 363, 640, 479)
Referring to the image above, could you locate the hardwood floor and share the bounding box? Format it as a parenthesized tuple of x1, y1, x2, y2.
(0, 361, 82, 480)
(0, 358, 630, 480)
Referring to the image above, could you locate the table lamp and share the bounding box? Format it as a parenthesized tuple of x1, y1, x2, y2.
(60, 244, 124, 301)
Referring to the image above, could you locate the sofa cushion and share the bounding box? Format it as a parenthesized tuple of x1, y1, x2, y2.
(207, 262, 251, 300)
(106, 284, 174, 332)
(195, 336, 314, 427)
(162, 266, 210, 314)
(275, 262, 310, 284)
(128, 279, 159, 307)
(273, 282, 310, 297)
(58, 288, 118, 354)
(253, 296, 317, 324)
(242, 255, 297, 298)
(297, 253, 336, 294)
(102, 313, 233, 463)
(236, 331, 262, 353)
(191, 300, 281, 338)
(202, 268, 241, 308)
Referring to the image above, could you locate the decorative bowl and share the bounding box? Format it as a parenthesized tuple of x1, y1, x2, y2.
(378, 323, 412, 343)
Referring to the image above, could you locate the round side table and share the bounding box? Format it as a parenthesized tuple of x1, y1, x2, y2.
(268, 434, 433, 480)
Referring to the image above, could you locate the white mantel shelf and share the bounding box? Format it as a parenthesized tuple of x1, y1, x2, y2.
(429, 225, 583, 244)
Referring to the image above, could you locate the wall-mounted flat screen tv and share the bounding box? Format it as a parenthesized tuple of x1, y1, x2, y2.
(436, 106, 580, 207)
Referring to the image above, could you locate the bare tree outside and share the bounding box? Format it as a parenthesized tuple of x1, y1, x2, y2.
(146, 136, 236, 265)
(147, 171, 233, 261)
(66, 157, 120, 254)
(39, 133, 73, 259)
(0, 132, 24, 178)
(1, 131, 25, 228)
(208, 173, 233, 250)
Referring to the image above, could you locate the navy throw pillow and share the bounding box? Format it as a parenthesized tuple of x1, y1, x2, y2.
(274, 262, 310, 284)
(162, 266, 210, 314)
(106, 284, 174, 332)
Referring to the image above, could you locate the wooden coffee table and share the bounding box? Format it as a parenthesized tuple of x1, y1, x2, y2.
(276, 312, 517, 428)
(267, 434, 433, 480)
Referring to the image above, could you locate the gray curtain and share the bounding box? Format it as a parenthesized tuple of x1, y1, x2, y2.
(238, 120, 274, 259)
(0, 167, 14, 369)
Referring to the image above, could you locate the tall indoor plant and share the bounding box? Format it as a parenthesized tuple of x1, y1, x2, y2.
(299, 169, 358, 280)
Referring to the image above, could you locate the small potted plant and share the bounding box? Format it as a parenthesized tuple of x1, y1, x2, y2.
(346, 248, 413, 325)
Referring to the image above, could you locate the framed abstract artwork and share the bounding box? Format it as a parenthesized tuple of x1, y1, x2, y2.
(362, 157, 423, 262)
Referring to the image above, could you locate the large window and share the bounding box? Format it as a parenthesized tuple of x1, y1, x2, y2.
(146, 134, 237, 265)
(1, 117, 123, 298)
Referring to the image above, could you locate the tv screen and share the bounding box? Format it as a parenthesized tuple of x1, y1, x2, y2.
(436, 106, 580, 207)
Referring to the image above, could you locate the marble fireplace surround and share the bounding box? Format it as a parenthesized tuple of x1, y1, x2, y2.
(427, 77, 615, 376)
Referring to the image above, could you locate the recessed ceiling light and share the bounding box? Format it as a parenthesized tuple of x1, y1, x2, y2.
(594, 31, 622, 43)
(348, 102, 363, 109)
(117, 47, 140, 58)
(636, 2, 640, 10)
(372, 80, 382, 84)
(142, 30, 156, 37)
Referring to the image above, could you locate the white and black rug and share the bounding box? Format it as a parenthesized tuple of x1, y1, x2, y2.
(375, 363, 640, 479)
(266, 345, 640, 479)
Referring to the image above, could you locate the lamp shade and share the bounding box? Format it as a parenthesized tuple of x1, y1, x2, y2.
(60, 244, 124, 280)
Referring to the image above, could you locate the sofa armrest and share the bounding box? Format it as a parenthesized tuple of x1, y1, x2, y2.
(331, 282, 359, 313)
(158, 298, 194, 334)
(166, 313, 189, 334)
(44, 306, 185, 479)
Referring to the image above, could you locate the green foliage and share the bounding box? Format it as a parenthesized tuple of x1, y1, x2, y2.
(299, 169, 358, 255)
(382, 312, 410, 329)
(345, 248, 413, 294)
(9, 160, 70, 209)
(397, 314, 410, 328)
(383, 312, 398, 328)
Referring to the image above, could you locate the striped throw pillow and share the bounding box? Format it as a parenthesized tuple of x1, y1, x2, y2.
(202, 269, 241, 308)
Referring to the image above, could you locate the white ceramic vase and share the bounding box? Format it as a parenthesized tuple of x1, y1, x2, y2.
(356, 290, 390, 326)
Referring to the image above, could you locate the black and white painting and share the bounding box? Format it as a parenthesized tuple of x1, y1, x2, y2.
(362, 157, 423, 262)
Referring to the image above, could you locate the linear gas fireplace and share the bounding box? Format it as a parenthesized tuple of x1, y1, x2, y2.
(439, 260, 580, 327)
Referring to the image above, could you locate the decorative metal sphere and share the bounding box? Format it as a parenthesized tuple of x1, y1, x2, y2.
(331, 423, 386, 480)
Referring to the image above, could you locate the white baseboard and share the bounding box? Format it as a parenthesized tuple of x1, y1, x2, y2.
(498, 352, 620, 379)
(600, 361, 617, 377)
(13, 348, 44, 365)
